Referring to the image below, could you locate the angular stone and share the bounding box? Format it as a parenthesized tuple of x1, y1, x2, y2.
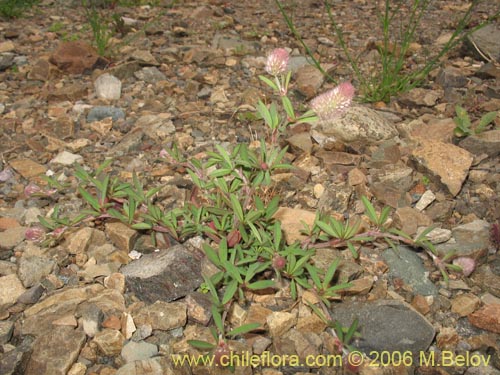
(47, 83, 88, 102)
(9, 158, 47, 179)
(94, 73, 122, 100)
(135, 114, 175, 140)
(115, 357, 173, 375)
(24, 326, 86, 375)
(104, 272, 126, 293)
(185, 292, 212, 326)
(65, 227, 106, 254)
(0, 274, 26, 308)
(459, 129, 500, 158)
(0, 226, 26, 250)
(22, 284, 104, 336)
(415, 190, 436, 211)
(245, 304, 273, 327)
(87, 106, 125, 122)
(92, 329, 125, 356)
(399, 88, 441, 107)
(50, 151, 83, 165)
(329, 299, 435, 354)
(295, 64, 325, 98)
(415, 227, 452, 244)
(382, 246, 437, 296)
(121, 245, 202, 303)
(471, 264, 500, 298)
(49, 41, 99, 75)
(410, 140, 473, 196)
(436, 219, 490, 259)
(286, 132, 313, 154)
(121, 341, 158, 363)
(451, 293, 481, 317)
(411, 295, 430, 315)
(393, 207, 433, 236)
(0, 320, 14, 345)
(466, 23, 500, 62)
(468, 304, 500, 334)
(133, 67, 166, 83)
(130, 50, 159, 66)
(133, 301, 186, 331)
(317, 105, 398, 144)
(105, 222, 138, 252)
(17, 255, 56, 288)
(273, 207, 316, 245)
(266, 311, 297, 338)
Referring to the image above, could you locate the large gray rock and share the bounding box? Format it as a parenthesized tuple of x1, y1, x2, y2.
(329, 299, 435, 355)
(466, 23, 500, 62)
(317, 105, 398, 144)
(382, 246, 437, 296)
(121, 245, 203, 303)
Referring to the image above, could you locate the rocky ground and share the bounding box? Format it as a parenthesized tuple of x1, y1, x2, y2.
(0, 0, 500, 374)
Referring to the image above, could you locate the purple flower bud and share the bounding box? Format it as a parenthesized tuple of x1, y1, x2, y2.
(24, 183, 42, 197)
(159, 149, 168, 158)
(265, 48, 290, 76)
(453, 257, 476, 277)
(51, 226, 67, 238)
(272, 255, 287, 270)
(25, 226, 46, 242)
(310, 82, 355, 121)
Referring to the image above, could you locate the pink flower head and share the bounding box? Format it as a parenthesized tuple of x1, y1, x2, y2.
(453, 257, 476, 277)
(25, 226, 46, 242)
(265, 48, 290, 76)
(310, 82, 355, 121)
(24, 183, 42, 198)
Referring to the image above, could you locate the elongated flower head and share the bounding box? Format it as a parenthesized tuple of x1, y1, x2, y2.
(265, 48, 289, 76)
(310, 82, 355, 121)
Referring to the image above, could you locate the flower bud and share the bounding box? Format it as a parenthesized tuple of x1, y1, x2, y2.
(227, 229, 241, 247)
(265, 48, 289, 76)
(272, 255, 287, 270)
(453, 257, 476, 277)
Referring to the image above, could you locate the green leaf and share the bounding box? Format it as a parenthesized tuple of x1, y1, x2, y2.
(344, 318, 359, 344)
(223, 261, 243, 284)
(227, 322, 262, 337)
(188, 340, 215, 350)
(258, 75, 279, 91)
(414, 225, 436, 243)
(306, 264, 321, 288)
(257, 100, 272, 128)
(476, 111, 498, 133)
(222, 280, 238, 304)
(315, 219, 339, 238)
(211, 305, 224, 334)
(95, 158, 113, 176)
(203, 244, 222, 267)
(230, 195, 244, 223)
(361, 196, 378, 225)
(78, 186, 101, 212)
(281, 95, 295, 120)
(347, 241, 359, 259)
(130, 222, 152, 230)
(323, 258, 340, 288)
(247, 280, 275, 290)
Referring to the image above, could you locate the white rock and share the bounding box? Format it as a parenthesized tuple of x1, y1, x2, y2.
(94, 73, 122, 100)
(415, 190, 436, 211)
(50, 151, 83, 165)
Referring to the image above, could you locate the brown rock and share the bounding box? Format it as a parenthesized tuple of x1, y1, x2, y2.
(9, 158, 47, 179)
(459, 129, 500, 158)
(0, 217, 20, 230)
(411, 295, 430, 315)
(348, 168, 367, 186)
(105, 222, 138, 252)
(266, 311, 297, 337)
(451, 293, 481, 317)
(24, 326, 86, 375)
(65, 227, 106, 254)
(133, 301, 187, 331)
(47, 83, 88, 102)
(245, 304, 273, 327)
(273, 207, 316, 245)
(468, 304, 500, 334)
(185, 292, 212, 326)
(92, 329, 125, 356)
(49, 41, 99, 74)
(393, 207, 433, 236)
(28, 58, 53, 81)
(410, 140, 473, 196)
(436, 327, 459, 350)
